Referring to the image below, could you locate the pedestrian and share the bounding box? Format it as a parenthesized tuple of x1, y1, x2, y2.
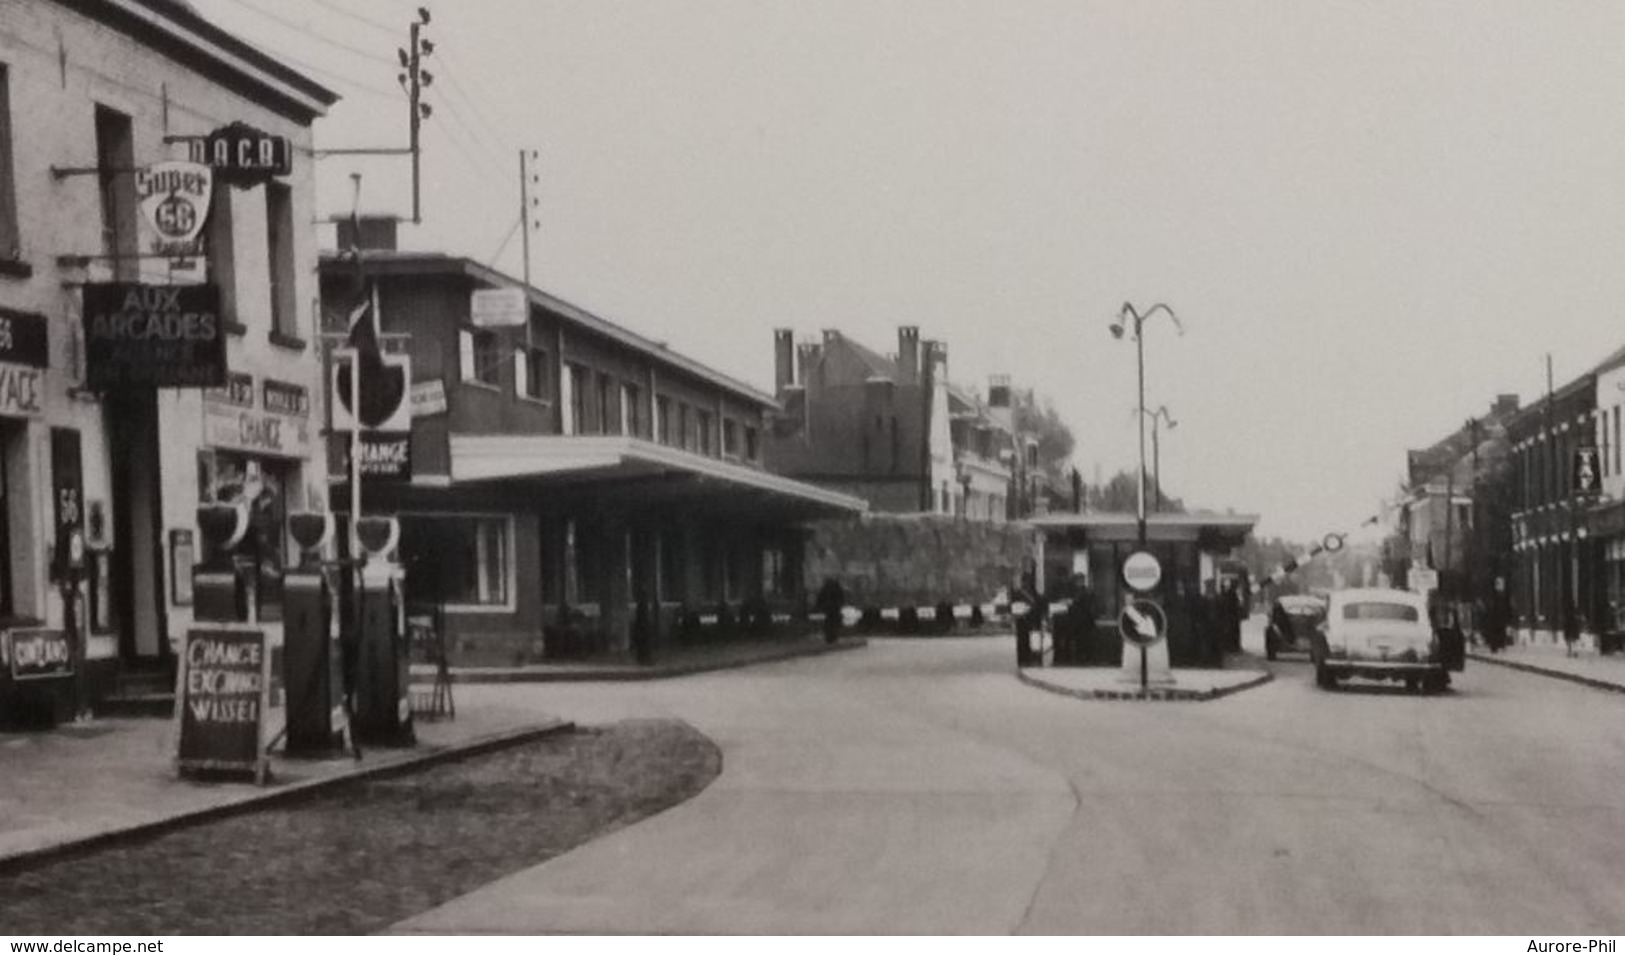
(1563, 606, 1582, 658)
(1222, 580, 1243, 653)
(816, 577, 845, 645)
(1012, 570, 1041, 667)
(631, 588, 654, 666)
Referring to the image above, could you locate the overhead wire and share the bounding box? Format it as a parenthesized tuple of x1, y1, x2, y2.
(211, 0, 400, 68)
(303, 0, 401, 37)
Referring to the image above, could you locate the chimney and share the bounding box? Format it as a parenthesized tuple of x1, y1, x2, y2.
(335, 215, 398, 252)
(1494, 393, 1520, 417)
(987, 374, 1014, 433)
(797, 341, 824, 388)
(773, 328, 795, 392)
(897, 326, 920, 384)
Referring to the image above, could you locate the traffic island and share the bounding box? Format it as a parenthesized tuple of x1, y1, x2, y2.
(1017, 666, 1273, 702)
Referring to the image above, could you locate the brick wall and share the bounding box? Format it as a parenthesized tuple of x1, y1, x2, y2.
(803, 513, 1034, 608)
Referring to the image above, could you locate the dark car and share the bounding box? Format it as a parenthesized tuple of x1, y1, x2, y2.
(1265, 594, 1327, 660)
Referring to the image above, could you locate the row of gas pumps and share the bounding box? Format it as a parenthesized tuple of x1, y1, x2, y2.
(185, 501, 418, 774)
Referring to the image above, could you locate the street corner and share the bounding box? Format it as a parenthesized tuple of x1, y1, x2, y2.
(1015, 665, 1274, 702)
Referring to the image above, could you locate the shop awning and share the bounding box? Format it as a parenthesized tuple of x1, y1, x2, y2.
(448, 434, 868, 518)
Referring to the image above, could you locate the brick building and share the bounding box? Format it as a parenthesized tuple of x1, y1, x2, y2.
(764, 326, 1022, 521)
(318, 237, 865, 666)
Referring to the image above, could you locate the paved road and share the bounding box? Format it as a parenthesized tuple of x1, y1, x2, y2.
(395, 623, 1625, 934)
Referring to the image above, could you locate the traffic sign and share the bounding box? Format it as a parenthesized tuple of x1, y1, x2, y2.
(1122, 551, 1162, 592)
(1322, 533, 1346, 553)
(1118, 598, 1167, 647)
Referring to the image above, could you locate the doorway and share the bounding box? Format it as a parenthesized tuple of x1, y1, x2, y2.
(106, 392, 166, 660)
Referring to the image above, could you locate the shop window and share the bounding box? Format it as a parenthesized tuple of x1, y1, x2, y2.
(266, 182, 298, 341)
(399, 514, 511, 608)
(575, 519, 602, 604)
(460, 329, 500, 387)
(0, 64, 19, 265)
(198, 453, 291, 621)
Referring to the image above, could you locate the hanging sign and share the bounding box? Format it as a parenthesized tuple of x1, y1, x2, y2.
(135, 160, 212, 251)
(190, 122, 292, 188)
(331, 352, 413, 480)
(176, 627, 271, 783)
(470, 287, 527, 328)
(81, 283, 226, 389)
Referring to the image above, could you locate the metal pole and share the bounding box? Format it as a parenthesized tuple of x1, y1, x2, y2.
(519, 149, 533, 290)
(409, 21, 422, 224)
(1136, 319, 1147, 547)
(1153, 416, 1162, 513)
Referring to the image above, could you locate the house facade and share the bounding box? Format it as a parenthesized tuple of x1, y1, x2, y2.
(0, 0, 334, 701)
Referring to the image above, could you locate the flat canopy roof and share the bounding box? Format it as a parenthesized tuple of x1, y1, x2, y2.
(1026, 512, 1259, 546)
(449, 434, 868, 520)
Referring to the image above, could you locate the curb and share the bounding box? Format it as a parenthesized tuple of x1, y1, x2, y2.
(1466, 652, 1625, 696)
(1016, 667, 1274, 702)
(0, 719, 576, 876)
(420, 637, 868, 685)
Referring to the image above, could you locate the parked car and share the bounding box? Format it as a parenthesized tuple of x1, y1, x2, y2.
(1265, 594, 1326, 660)
(1312, 588, 1450, 693)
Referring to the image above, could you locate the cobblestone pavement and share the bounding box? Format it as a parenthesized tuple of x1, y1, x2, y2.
(0, 720, 720, 935)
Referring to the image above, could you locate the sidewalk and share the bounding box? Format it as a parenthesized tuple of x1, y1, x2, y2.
(1469, 642, 1625, 695)
(1017, 664, 1273, 702)
(412, 633, 866, 684)
(0, 703, 571, 872)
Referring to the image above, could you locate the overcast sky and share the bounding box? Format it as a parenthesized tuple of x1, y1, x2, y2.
(189, 0, 1625, 541)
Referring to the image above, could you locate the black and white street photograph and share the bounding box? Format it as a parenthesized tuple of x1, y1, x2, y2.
(3, 0, 1625, 942)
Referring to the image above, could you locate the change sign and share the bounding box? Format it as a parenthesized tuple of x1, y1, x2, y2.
(82, 283, 226, 389)
(7, 629, 72, 680)
(176, 628, 271, 782)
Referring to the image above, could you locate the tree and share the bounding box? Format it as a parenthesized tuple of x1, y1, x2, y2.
(1086, 468, 1187, 514)
(1013, 393, 1076, 482)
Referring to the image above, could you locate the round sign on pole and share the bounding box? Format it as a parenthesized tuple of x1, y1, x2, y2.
(1122, 550, 1162, 592)
(1118, 599, 1167, 647)
(1322, 533, 1346, 554)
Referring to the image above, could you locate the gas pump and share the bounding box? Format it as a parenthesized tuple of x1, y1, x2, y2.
(280, 511, 348, 756)
(350, 515, 414, 747)
(194, 501, 249, 623)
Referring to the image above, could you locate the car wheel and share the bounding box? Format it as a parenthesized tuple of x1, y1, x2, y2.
(1315, 663, 1336, 690)
(1424, 673, 1447, 694)
(1405, 677, 1420, 693)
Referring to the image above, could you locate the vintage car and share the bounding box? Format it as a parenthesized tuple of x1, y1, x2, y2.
(1312, 588, 1450, 693)
(1264, 594, 1326, 660)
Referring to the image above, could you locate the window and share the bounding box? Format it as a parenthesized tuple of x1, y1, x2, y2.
(399, 515, 510, 607)
(94, 106, 136, 278)
(622, 382, 643, 437)
(205, 179, 237, 328)
(597, 373, 616, 434)
(1341, 601, 1420, 622)
(697, 410, 714, 455)
(575, 518, 602, 603)
(660, 529, 684, 602)
(0, 64, 20, 264)
(266, 182, 298, 340)
(656, 396, 672, 445)
(745, 425, 759, 462)
(460, 329, 500, 387)
(678, 404, 691, 450)
(722, 419, 739, 457)
(518, 348, 549, 401)
(1615, 406, 1621, 476)
(567, 364, 589, 434)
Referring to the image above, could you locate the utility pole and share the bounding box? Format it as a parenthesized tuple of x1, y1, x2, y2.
(398, 8, 434, 224)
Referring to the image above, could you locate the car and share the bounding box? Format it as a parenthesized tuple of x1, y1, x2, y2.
(1264, 594, 1326, 660)
(1311, 588, 1450, 693)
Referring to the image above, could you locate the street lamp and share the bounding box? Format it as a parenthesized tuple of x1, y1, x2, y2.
(1110, 303, 1184, 545)
(1130, 405, 1178, 513)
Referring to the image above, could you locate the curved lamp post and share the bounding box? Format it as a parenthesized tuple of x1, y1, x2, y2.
(1130, 405, 1178, 513)
(1110, 302, 1184, 545)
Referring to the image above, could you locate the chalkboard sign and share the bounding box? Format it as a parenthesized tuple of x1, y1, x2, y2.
(7, 628, 73, 680)
(176, 627, 270, 783)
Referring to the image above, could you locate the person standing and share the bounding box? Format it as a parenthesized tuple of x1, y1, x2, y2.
(816, 577, 846, 645)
